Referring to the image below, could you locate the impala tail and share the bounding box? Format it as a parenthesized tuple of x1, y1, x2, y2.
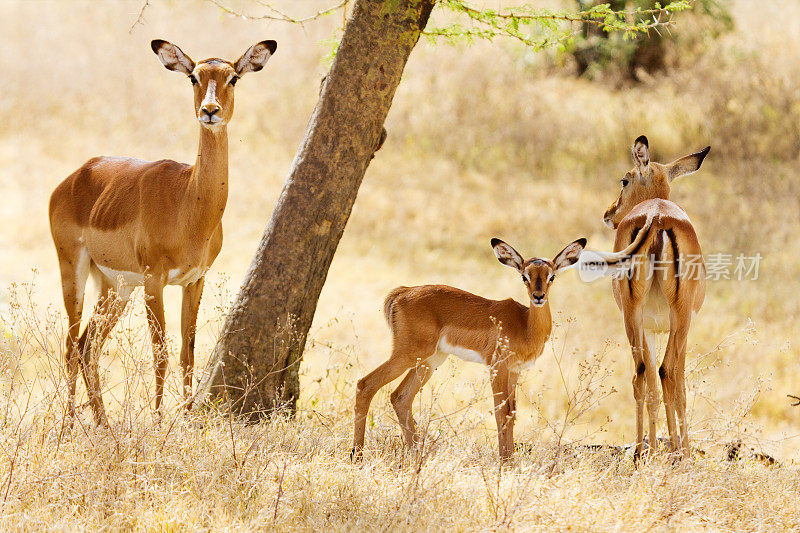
(577, 213, 654, 279)
(383, 286, 410, 328)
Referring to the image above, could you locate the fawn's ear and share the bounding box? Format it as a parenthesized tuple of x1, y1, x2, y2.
(151, 40, 195, 75)
(235, 40, 277, 76)
(491, 238, 524, 271)
(553, 238, 587, 271)
(667, 146, 711, 182)
(632, 135, 650, 177)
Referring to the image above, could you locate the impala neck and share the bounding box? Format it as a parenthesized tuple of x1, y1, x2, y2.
(189, 125, 229, 233)
(527, 300, 552, 342)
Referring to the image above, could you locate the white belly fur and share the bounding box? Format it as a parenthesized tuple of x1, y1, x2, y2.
(96, 264, 145, 287)
(166, 267, 205, 286)
(437, 336, 485, 364)
(96, 264, 204, 288)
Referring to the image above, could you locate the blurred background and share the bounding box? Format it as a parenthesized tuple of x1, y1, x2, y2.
(0, 0, 797, 458)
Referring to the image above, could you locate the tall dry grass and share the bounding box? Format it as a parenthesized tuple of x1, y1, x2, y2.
(1, 0, 799, 529)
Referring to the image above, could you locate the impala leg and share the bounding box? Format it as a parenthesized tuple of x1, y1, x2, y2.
(79, 279, 132, 427)
(352, 355, 414, 460)
(179, 278, 204, 407)
(507, 371, 519, 452)
(390, 353, 445, 449)
(56, 250, 90, 421)
(144, 279, 168, 414)
(642, 332, 661, 454)
(490, 363, 515, 461)
(660, 329, 681, 453)
(669, 310, 692, 458)
(623, 304, 648, 462)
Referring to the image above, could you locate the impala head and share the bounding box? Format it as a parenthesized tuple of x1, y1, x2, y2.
(491, 238, 586, 308)
(603, 136, 711, 229)
(151, 39, 277, 129)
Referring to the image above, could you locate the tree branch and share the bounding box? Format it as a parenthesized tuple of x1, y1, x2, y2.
(129, 0, 151, 33)
(206, 0, 349, 24)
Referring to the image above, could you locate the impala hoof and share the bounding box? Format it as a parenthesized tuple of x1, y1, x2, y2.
(350, 447, 363, 463)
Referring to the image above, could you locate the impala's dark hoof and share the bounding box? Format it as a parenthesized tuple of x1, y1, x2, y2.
(350, 447, 363, 463)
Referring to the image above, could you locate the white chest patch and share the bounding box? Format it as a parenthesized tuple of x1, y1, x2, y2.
(437, 337, 485, 365)
(96, 264, 145, 288)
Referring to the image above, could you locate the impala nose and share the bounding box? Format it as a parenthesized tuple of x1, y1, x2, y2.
(531, 294, 547, 307)
(201, 104, 220, 117)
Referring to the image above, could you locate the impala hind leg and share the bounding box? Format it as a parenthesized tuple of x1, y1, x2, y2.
(623, 303, 650, 463)
(180, 278, 204, 407)
(667, 310, 692, 457)
(642, 331, 661, 455)
(660, 328, 681, 453)
(390, 352, 446, 449)
(56, 247, 91, 421)
(144, 279, 169, 415)
(352, 354, 416, 460)
(79, 278, 133, 426)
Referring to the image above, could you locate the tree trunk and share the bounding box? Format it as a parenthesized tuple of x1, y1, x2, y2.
(193, 0, 435, 418)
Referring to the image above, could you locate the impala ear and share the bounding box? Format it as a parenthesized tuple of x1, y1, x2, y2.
(491, 238, 524, 271)
(632, 135, 650, 177)
(151, 40, 195, 75)
(667, 146, 711, 182)
(235, 40, 277, 76)
(553, 238, 587, 271)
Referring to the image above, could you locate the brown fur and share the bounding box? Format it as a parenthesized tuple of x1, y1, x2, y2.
(48, 40, 275, 425)
(352, 238, 585, 461)
(601, 136, 709, 461)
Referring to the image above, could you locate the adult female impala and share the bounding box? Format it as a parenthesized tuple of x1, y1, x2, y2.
(49, 39, 276, 425)
(352, 237, 586, 460)
(584, 136, 709, 460)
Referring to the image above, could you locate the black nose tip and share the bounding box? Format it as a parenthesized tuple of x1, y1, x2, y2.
(203, 108, 219, 117)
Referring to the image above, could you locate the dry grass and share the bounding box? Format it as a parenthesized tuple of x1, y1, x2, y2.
(1, 0, 799, 529)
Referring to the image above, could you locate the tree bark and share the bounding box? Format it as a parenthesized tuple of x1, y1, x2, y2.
(194, 0, 435, 418)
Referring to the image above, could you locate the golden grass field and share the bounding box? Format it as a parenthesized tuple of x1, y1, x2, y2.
(1, 0, 799, 529)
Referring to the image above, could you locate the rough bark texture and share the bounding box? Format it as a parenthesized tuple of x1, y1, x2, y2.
(194, 0, 435, 418)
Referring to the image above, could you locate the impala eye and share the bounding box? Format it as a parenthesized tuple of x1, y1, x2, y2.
(621, 178, 629, 187)
(548, 274, 555, 284)
(229, 75, 239, 86)
(189, 74, 198, 86)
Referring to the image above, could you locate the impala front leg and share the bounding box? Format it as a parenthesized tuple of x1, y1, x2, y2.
(491, 363, 515, 461)
(145, 277, 169, 414)
(180, 278, 205, 407)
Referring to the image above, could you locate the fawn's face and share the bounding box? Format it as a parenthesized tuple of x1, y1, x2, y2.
(492, 238, 587, 308)
(604, 136, 711, 229)
(151, 39, 277, 129)
(519, 259, 557, 307)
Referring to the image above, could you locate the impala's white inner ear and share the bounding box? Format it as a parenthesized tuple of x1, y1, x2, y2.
(492, 239, 524, 271)
(632, 137, 650, 176)
(553, 239, 587, 271)
(153, 41, 195, 75)
(235, 40, 276, 76)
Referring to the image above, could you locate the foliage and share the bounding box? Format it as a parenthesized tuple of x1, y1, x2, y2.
(427, 0, 691, 50)
(565, 0, 733, 80)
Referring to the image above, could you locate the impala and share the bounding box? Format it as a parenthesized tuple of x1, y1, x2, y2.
(352, 237, 586, 460)
(49, 39, 276, 425)
(582, 135, 709, 460)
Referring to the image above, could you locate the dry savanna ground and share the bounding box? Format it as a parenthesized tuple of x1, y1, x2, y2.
(0, 0, 798, 530)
